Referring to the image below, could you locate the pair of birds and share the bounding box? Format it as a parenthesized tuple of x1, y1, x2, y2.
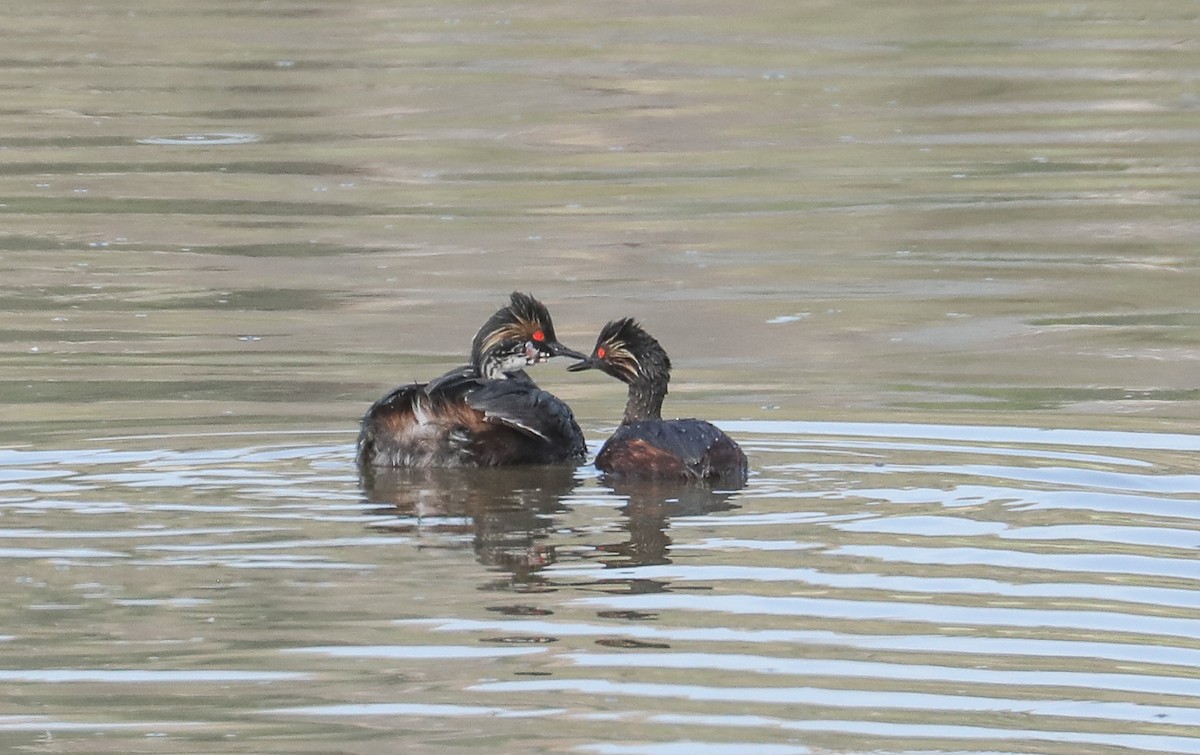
(356, 292, 748, 485)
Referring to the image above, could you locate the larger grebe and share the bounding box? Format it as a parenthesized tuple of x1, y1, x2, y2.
(357, 292, 587, 469)
(568, 318, 748, 485)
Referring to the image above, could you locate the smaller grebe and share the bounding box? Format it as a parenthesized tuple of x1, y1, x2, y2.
(357, 292, 586, 469)
(568, 318, 748, 485)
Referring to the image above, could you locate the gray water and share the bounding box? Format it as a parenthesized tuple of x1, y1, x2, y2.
(3, 1, 1199, 753)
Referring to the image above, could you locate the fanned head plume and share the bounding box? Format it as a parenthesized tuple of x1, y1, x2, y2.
(568, 318, 671, 387)
(471, 292, 584, 378)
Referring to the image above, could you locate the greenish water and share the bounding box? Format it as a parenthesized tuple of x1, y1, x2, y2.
(1, 1, 1198, 753)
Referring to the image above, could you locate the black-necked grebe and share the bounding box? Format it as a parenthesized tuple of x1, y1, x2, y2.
(568, 318, 748, 485)
(356, 292, 586, 469)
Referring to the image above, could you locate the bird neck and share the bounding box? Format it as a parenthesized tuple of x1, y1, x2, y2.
(477, 350, 526, 381)
(478, 358, 506, 380)
(622, 376, 667, 424)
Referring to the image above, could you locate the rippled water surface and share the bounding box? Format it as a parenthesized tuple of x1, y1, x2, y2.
(3, 1, 1199, 753)
(4, 424, 1200, 753)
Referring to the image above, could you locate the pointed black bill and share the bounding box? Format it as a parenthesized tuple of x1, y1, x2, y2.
(546, 340, 587, 360)
(567, 355, 599, 372)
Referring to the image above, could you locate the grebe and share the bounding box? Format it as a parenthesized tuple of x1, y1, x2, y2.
(357, 292, 586, 469)
(568, 318, 748, 485)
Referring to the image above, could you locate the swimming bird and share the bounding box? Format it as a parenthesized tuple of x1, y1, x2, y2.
(568, 318, 747, 485)
(357, 292, 586, 469)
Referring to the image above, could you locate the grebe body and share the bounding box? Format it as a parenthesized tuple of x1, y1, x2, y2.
(357, 293, 585, 469)
(569, 318, 747, 485)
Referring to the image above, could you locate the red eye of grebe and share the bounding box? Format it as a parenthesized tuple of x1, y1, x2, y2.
(596, 346, 607, 359)
(531, 330, 545, 342)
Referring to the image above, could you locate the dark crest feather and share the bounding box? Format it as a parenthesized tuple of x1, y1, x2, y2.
(593, 318, 670, 385)
(471, 292, 557, 368)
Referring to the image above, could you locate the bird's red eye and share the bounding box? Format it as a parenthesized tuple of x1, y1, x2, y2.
(596, 346, 607, 359)
(531, 330, 545, 342)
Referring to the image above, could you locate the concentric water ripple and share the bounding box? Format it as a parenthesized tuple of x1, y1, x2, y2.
(137, 132, 262, 146)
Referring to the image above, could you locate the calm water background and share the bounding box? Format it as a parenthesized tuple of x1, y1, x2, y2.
(2, 1, 1199, 753)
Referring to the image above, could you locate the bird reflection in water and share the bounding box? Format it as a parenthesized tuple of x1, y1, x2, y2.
(361, 465, 577, 585)
(595, 478, 741, 577)
(360, 467, 743, 590)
